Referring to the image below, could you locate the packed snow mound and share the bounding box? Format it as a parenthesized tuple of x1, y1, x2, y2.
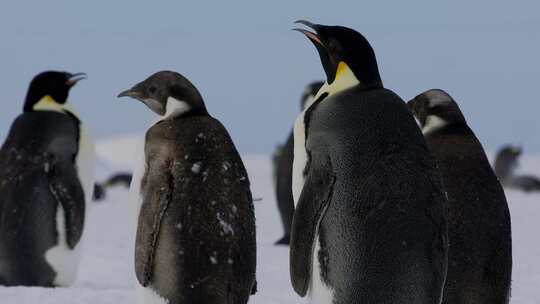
(0, 137, 538, 303)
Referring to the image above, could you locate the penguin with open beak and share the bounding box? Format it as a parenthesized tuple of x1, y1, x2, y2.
(290, 21, 449, 304)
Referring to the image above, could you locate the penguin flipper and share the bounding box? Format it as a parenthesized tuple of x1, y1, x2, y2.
(290, 159, 335, 297)
(134, 171, 173, 287)
(48, 162, 86, 249)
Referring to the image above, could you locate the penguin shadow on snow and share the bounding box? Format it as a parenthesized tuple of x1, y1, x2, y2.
(271, 81, 323, 246)
(494, 144, 540, 193)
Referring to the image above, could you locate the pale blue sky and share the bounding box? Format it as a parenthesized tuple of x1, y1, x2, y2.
(1, 1, 539, 153)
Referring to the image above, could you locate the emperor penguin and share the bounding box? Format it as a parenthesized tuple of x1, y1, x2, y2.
(93, 172, 133, 201)
(290, 21, 448, 304)
(494, 145, 540, 192)
(408, 89, 512, 304)
(0, 71, 94, 287)
(118, 71, 257, 304)
(273, 81, 323, 245)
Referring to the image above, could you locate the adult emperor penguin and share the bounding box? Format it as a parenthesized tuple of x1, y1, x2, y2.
(494, 145, 540, 192)
(408, 89, 512, 304)
(0, 71, 94, 286)
(272, 81, 323, 245)
(118, 71, 256, 304)
(291, 21, 448, 304)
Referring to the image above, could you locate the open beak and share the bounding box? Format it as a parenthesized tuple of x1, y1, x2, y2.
(293, 20, 323, 46)
(293, 20, 337, 84)
(66, 72, 87, 86)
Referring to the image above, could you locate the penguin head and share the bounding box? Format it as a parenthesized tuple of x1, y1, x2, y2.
(497, 145, 522, 162)
(294, 20, 383, 98)
(299, 81, 324, 110)
(408, 89, 466, 135)
(118, 71, 207, 117)
(495, 144, 522, 177)
(23, 71, 86, 112)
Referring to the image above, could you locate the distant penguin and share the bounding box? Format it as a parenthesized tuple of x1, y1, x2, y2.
(93, 172, 133, 201)
(494, 145, 540, 192)
(118, 71, 257, 304)
(0, 71, 94, 287)
(408, 89, 512, 304)
(290, 21, 448, 304)
(272, 81, 323, 245)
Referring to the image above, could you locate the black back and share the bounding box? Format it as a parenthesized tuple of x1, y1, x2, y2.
(0, 111, 85, 286)
(422, 123, 512, 304)
(291, 86, 448, 304)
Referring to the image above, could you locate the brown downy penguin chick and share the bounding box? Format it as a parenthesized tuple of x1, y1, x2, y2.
(118, 71, 256, 304)
(408, 89, 512, 304)
(494, 145, 540, 192)
(272, 81, 323, 245)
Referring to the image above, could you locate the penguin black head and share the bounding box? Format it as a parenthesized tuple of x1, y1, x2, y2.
(23, 71, 87, 112)
(494, 144, 522, 178)
(299, 81, 324, 110)
(294, 20, 382, 95)
(408, 89, 467, 134)
(118, 71, 207, 117)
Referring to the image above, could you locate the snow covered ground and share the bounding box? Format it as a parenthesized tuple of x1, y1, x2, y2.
(0, 136, 539, 303)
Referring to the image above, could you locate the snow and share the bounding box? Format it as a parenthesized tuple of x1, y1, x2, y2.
(0, 136, 539, 303)
(191, 162, 202, 174)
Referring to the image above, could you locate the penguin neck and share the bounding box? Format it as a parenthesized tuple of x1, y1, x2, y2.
(422, 115, 448, 136)
(157, 96, 207, 120)
(314, 62, 381, 101)
(30, 95, 80, 120)
(301, 95, 316, 111)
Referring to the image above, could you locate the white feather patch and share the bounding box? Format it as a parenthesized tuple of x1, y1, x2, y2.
(129, 136, 146, 282)
(136, 283, 169, 304)
(44, 206, 81, 287)
(292, 110, 309, 207)
(422, 115, 447, 136)
(292, 63, 360, 207)
(308, 236, 335, 304)
(163, 97, 190, 119)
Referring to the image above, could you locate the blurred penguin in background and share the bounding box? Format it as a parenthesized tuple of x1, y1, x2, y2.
(0, 71, 94, 287)
(494, 145, 540, 192)
(272, 81, 323, 245)
(93, 172, 133, 201)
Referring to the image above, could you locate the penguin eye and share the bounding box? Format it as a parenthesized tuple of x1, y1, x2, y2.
(148, 86, 157, 94)
(327, 40, 337, 52)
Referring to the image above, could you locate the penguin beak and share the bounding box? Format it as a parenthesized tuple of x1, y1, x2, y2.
(117, 89, 142, 99)
(117, 87, 165, 116)
(66, 73, 87, 86)
(293, 20, 337, 84)
(293, 20, 323, 46)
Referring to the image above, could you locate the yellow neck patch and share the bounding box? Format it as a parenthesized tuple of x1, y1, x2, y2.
(32, 95, 80, 119)
(314, 61, 360, 100)
(33, 95, 66, 113)
(335, 61, 350, 79)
